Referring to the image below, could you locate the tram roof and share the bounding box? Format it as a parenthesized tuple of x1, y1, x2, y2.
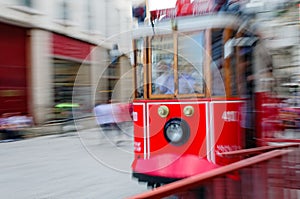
(132, 14, 242, 38)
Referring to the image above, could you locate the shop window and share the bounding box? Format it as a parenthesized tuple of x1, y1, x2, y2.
(53, 59, 91, 120)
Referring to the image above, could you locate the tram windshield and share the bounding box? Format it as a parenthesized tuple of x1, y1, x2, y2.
(177, 32, 204, 95)
(151, 35, 174, 95)
(150, 31, 205, 97)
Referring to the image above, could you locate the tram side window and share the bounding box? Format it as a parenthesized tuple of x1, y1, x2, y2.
(230, 53, 238, 96)
(134, 38, 144, 98)
(211, 30, 225, 96)
(177, 32, 205, 94)
(151, 35, 174, 95)
(227, 31, 238, 96)
(136, 63, 144, 98)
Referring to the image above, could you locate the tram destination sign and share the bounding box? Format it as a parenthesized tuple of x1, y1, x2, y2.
(150, 0, 229, 20)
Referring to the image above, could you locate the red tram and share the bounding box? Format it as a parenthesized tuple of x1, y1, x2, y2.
(130, 11, 274, 187)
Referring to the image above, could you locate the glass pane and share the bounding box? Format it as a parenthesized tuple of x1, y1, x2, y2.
(135, 38, 144, 98)
(211, 30, 225, 96)
(151, 35, 174, 95)
(178, 32, 205, 94)
(231, 53, 238, 96)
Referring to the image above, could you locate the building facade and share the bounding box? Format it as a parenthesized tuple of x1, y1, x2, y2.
(0, 0, 134, 124)
(251, 0, 300, 97)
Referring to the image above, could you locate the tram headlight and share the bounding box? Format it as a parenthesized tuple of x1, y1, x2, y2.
(158, 105, 169, 118)
(166, 124, 183, 143)
(164, 118, 190, 146)
(183, 106, 194, 117)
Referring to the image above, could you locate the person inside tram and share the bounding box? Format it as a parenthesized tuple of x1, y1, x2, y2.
(193, 82, 203, 94)
(178, 63, 203, 94)
(153, 60, 174, 94)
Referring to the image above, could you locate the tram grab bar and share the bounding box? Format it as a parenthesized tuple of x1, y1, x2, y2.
(217, 143, 300, 158)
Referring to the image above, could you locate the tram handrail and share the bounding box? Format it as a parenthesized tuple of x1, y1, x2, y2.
(217, 143, 300, 158)
(127, 149, 293, 199)
(259, 138, 300, 143)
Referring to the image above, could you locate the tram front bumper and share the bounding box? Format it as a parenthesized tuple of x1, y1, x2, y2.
(132, 154, 220, 181)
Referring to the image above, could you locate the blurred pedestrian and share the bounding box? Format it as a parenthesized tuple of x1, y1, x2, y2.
(110, 44, 121, 64)
(94, 102, 115, 129)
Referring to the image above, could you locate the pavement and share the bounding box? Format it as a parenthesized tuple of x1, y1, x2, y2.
(0, 124, 147, 199)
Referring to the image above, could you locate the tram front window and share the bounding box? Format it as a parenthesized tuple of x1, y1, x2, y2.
(177, 31, 205, 95)
(151, 35, 174, 95)
(150, 32, 205, 97)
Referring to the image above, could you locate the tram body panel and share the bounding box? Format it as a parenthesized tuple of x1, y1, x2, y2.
(132, 102, 147, 159)
(147, 101, 207, 158)
(132, 100, 212, 180)
(131, 99, 244, 180)
(210, 101, 244, 165)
